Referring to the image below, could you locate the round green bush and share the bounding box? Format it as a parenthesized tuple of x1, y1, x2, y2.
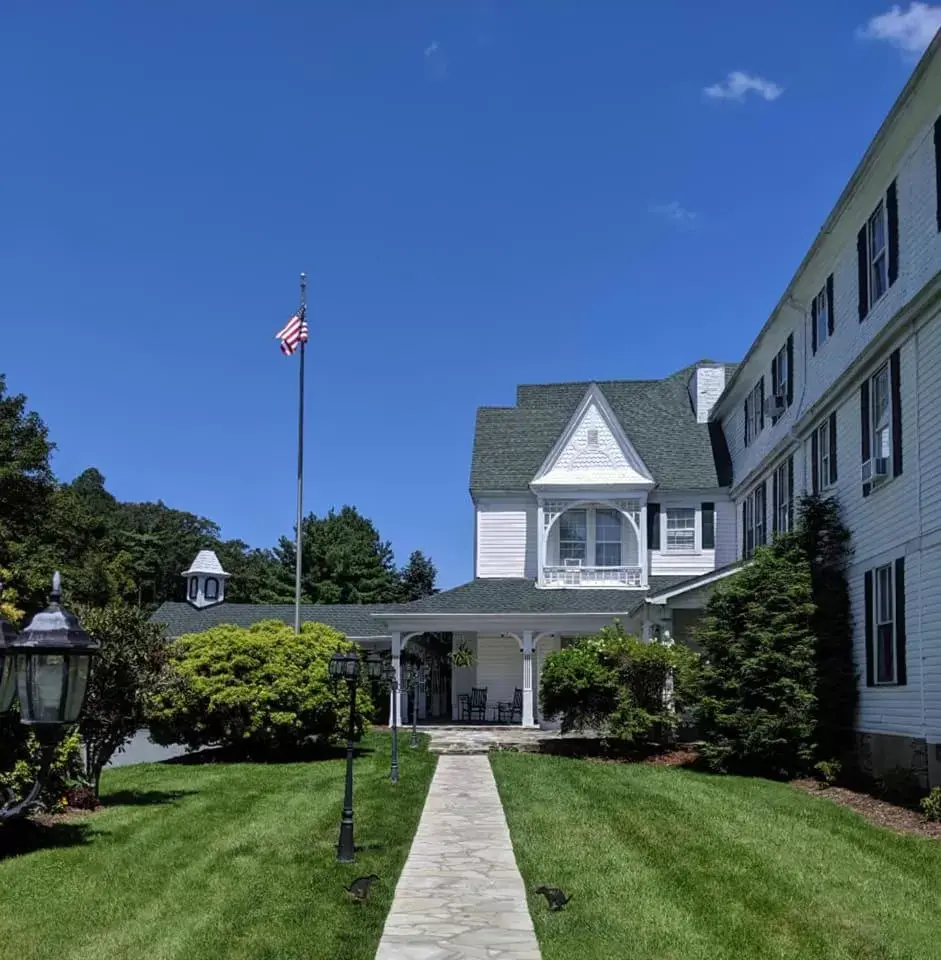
(147, 620, 373, 757)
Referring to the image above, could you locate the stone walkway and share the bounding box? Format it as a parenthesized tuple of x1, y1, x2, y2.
(376, 754, 541, 960)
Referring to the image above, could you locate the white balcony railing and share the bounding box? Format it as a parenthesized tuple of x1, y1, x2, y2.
(542, 565, 644, 587)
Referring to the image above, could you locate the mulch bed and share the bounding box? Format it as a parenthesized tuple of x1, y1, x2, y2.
(791, 779, 941, 839)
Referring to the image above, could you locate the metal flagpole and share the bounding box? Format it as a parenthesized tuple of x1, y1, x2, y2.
(294, 272, 307, 634)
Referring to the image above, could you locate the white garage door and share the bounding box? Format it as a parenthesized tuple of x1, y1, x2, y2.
(476, 637, 522, 713)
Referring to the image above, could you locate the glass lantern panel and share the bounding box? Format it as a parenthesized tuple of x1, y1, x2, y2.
(0, 653, 15, 714)
(62, 655, 91, 722)
(17, 653, 68, 723)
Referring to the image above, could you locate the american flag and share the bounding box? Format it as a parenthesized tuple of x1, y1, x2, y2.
(276, 309, 308, 355)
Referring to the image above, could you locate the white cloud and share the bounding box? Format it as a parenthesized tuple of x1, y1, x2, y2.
(424, 40, 439, 57)
(858, 3, 941, 55)
(703, 71, 784, 102)
(650, 201, 699, 228)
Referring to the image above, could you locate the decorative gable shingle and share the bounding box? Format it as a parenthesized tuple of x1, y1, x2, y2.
(470, 363, 735, 494)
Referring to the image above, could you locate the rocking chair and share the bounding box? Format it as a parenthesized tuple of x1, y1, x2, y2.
(510, 687, 523, 723)
(469, 687, 488, 722)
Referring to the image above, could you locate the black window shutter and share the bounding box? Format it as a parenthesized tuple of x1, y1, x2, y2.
(829, 411, 838, 485)
(787, 456, 795, 529)
(935, 116, 941, 232)
(743, 401, 748, 447)
(890, 348, 903, 477)
(857, 227, 869, 321)
(759, 376, 765, 431)
(864, 570, 874, 687)
(786, 334, 794, 407)
(887, 180, 899, 287)
(701, 502, 715, 550)
(772, 471, 779, 535)
(861, 379, 871, 498)
(741, 502, 747, 558)
(811, 429, 820, 493)
(647, 503, 661, 551)
(811, 296, 818, 355)
(895, 557, 907, 686)
(826, 274, 835, 336)
(771, 355, 779, 397)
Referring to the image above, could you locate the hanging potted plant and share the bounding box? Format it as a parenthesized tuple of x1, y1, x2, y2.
(448, 640, 476, 669)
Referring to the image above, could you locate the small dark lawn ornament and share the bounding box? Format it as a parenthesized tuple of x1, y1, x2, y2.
(535, 886, 572, 911)
(345, 874, 380, 903)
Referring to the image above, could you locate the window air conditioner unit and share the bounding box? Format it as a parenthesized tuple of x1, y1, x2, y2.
(563, 558, 582, 568)
(764, 394, 787, 417)
(862, 458, 890, 485)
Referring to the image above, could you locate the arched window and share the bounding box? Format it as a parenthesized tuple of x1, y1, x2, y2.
(188, 576, 199, 601)
(204, 577, 219, 601)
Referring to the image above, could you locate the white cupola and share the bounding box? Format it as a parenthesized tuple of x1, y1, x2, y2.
(182, 550, 229, 608)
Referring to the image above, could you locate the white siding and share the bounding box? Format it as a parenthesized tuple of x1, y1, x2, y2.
(649, 498, 720, 577)
(720, 97, 941, 491)
(921, 544, 941, 742)
(476, 496, 537, 578)
(850, 549, 923, 738)
(476, 637, 522, 710)
(714, 500, 738, 567)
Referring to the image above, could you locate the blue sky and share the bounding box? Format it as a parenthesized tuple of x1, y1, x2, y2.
(1, 2, 938, 589)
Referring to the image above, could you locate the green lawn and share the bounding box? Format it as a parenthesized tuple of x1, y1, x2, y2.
(0, 734, 435, 960)
(491, 752, 941, 960)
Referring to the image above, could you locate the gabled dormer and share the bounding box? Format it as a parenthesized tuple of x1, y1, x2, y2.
(530, 385, 654, 588)
(531, 384, 655, 489)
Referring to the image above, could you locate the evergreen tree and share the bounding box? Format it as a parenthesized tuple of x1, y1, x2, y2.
(276, 506, 400, 604)
(398, 549, 437, 601)
(695, 534, 817, 777)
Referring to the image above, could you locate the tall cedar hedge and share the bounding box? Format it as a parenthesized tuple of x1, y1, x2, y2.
(694, 494, 853, 777)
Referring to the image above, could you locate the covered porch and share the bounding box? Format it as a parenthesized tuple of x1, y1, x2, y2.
(374, 578, 651, 729)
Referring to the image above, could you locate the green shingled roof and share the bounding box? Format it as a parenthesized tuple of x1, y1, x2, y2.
(387, 577, 695, 616)
(152, 602, 395, 639)
(470, 363, 734, 493)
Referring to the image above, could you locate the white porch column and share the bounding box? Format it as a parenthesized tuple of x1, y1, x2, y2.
(521, 630, 536, 727)
(388, 631, 404, 727)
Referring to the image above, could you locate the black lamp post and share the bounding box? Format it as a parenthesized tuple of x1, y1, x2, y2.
(407, 662, 429, 749)
(0, 573, 99, 821)
(329, 648, 381, 863)
(383, 660, 400, 784)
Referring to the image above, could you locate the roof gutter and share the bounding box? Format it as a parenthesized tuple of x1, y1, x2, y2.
(710, 32, 941, 420)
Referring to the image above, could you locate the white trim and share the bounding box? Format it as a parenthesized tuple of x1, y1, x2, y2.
(531, 383, 655, 486)
(646, 563, 749, 604)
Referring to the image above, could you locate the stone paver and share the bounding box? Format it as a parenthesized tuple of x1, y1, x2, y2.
(376, 754, 541, 960)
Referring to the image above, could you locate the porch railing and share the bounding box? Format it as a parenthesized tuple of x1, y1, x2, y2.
(542, 565, 644, 587)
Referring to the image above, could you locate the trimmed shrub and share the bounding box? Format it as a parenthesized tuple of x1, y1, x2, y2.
(76, 602, 168, 796)
(813, 759, 841, 788)
(694, 534, 817, 778)
(148, 620, 372, 758)
(0, 719, 85, 813)
(539, 623, 700, 744)
(920, 787, 941, 821)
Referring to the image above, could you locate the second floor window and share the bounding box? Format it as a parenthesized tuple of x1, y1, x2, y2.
(861, 349, 901, 495)
(666, 508, 696, 552)
(811, 412, 838, 492)
(559, 510, 587, 563)
(742, 483, 766, 560)
(772, 457, 793, 535)
(594, 509, 622, 566)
